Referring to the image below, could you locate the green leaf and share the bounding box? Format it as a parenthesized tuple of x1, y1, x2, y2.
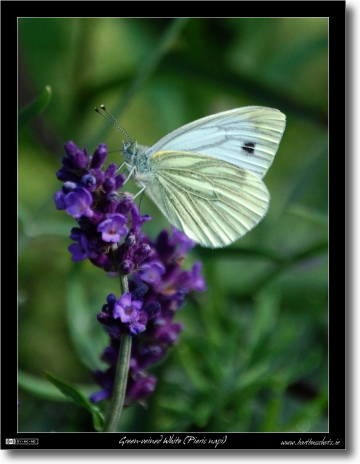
(288, 204, 328, 227)
(43, 371, 104, 431)
(19, 370, 69, 402)
(195, 245, 284, 263)
(193, 399, 214, 428)
(248, 288, 280, 353)
(176, 344, 209, 392)
(18, 370, 96, 402)
(66, 279, 107, 370)
(260, 382, 286, 432)
(18, 85, 52, 127)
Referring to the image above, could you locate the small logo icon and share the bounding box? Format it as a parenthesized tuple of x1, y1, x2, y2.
(6, 438, 39, 445)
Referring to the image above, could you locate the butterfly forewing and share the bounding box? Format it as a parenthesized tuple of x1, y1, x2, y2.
(144, 107, 286, 179)
(144, 151, 270, 248)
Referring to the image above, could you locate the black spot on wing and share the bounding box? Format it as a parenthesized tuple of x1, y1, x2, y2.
(242, 141, 256, 155)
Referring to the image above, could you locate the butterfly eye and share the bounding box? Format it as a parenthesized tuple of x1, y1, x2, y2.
(122, 141, 137, 158)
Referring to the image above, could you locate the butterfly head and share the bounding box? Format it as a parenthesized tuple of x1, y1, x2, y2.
(122, 140, 138, 163)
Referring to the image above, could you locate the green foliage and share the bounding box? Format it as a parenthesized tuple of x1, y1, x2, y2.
(43, 372, 104, 431)
(18, 18, 328, 432)
(18, 85, 52, 127)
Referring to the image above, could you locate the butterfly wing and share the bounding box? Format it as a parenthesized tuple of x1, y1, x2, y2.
(144, 151, 270, 248)
(145, 106, 286, 179)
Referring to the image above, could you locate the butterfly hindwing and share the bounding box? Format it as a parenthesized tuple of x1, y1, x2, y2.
(144, 151, 269, 248)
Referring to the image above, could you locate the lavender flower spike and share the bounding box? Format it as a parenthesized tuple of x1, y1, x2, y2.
(55, 141, 206, 408)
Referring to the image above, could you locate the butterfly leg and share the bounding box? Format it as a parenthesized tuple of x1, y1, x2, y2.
(116, 161, 132, 174)
(133, 185, 146, 200)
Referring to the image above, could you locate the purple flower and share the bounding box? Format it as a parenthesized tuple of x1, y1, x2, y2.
(63, 141, 88, 169)
(170, 227, 196, 256)
(130, 203, 151, 234)
(175, 262, 207, 292)
(68, 234, 98, 262)
(54, 190, 67, 210)
(89, 368, 115, 402)
(114, 293, 141, 323)
(91, 228, 206, 405)
(90, 143, 107, 169)
(133, 243, 151, 267)
(97, 214, 128, 243)
(64, 187, 93, 219)
(80, 174, 97, 190)
(126, 375, 157, 404)
(113, 293, 147, 335)
(139, 261, 165, 284)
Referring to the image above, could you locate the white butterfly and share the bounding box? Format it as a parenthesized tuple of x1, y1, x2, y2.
(99, 105, 286, 248)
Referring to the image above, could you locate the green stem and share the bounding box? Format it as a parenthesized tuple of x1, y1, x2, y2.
(102, 333, 132, 432)
(102, 246, 131, 432)
(119, 273, 129, 295)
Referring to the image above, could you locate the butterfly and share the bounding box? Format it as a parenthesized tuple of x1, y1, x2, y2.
(97, 105, 286, 248)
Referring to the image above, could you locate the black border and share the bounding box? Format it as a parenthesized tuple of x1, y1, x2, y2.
(9, 2, 345, 452)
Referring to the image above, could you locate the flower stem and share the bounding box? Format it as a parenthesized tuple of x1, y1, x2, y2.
(102, 247, 131, 432)
(119, 273, 129, 294)
(102, 332, 132, 432)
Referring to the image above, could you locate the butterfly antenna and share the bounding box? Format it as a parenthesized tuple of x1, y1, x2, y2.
(94, 105, 132, 144)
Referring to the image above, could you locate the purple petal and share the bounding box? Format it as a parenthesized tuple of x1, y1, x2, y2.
(65, 188, 93, 218)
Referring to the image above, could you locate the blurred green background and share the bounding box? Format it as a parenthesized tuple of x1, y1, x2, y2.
(18, 18, 328, 433)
